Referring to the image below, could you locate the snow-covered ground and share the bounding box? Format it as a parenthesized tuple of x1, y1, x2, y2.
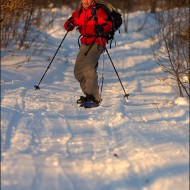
(1, 7, 189, 190)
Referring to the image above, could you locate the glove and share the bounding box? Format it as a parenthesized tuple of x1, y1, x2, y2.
(94, 25, 103, 36)
(67, 22, 74, 31)
(65, 17, 75, 31)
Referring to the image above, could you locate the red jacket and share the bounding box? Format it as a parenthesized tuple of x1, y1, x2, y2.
(64, 1, 112, 46)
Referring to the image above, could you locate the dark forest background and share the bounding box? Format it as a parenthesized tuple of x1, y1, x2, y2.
(32, 0, 189, 12)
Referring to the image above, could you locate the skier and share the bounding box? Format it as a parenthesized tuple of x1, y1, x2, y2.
(64, 0, 113, 108)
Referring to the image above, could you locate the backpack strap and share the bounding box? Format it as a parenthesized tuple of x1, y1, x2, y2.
(91, 3, 118, 48)
(77, 6, 83, 18)
(92, 3, 112, 22)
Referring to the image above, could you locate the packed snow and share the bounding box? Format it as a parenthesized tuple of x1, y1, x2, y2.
(1, 6, 189, 190)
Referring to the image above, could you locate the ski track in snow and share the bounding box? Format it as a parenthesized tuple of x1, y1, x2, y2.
(1, 9, 189, 190)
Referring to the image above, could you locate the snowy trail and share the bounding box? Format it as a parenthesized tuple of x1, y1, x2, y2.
(1, 10, 189, 190)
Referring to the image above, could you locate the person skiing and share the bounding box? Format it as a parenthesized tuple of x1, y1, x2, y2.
(64, 0, 113, 108)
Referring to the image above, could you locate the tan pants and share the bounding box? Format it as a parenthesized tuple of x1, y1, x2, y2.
(74, 43, 104, 101)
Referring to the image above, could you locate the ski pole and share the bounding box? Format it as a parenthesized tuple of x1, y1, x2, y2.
(105, 46, 129, 98)
(34, 30, 69, 90)
(84, 36, 97, 56)
(104, 44, 129, 99)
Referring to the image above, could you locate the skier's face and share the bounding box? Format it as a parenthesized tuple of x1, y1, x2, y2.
(82, 0, 94, 9)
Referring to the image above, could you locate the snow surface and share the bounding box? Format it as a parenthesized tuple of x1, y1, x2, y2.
(1, 7, 189, 190)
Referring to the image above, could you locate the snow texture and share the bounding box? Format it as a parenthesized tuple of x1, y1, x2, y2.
(1, 7, 189, 190)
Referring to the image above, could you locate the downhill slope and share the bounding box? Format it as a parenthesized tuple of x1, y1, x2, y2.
(1, 7, 189, 190)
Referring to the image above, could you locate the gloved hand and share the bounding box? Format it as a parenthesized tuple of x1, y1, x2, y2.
(94, 25, 103, 36)
(65, 17, 75, 31)
(67, 22, 74, 31)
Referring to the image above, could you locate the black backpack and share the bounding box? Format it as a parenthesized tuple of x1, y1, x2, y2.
(92, 1, 122, 46)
